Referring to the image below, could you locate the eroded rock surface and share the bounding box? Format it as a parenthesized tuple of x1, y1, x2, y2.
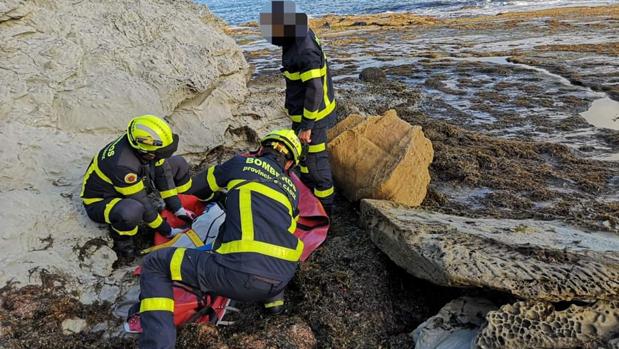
(476, 300, 619, 349)
(0, 0, 249, 302)
(328, 110, 434, 206)
(361, 199, 619, 302)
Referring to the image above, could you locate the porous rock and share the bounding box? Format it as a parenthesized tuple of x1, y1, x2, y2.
(475, 300, 619, 348)
(0, 0, 251, 303)
(360, 199, 619, 302)
(328, 110, 434, 206)
(412, 297, 497, 349)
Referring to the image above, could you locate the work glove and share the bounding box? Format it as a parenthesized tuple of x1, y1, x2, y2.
(167, 227, 186, 239)
(174, 207, 196, 224)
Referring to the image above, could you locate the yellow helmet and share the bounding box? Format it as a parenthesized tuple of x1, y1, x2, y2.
(127, 115, 178, 155)
(261, 129, 303, 166)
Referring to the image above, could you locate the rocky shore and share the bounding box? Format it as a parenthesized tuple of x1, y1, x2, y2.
(1, 1, 618, 348)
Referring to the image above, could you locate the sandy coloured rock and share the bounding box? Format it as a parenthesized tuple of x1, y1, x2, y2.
(360, 199, 619, 302)
(61, 318, 88, 335)
(0, 0, 251, 303)
(328, 110, 434, 206)
(476, 300, 619, 348)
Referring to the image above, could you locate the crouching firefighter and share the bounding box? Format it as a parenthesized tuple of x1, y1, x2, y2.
(260, 0, 337, 214)
(131, 129, 303, 349)
(81, 115, 196, 257)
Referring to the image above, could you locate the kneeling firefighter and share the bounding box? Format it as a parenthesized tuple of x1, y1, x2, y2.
(133, 129, 304, 349)
(81, 115, 196, 257)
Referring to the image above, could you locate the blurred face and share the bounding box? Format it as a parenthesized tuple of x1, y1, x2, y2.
(260, 1, 308, 46)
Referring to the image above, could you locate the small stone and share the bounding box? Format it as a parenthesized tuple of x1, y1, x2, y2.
(359, 67, 387, 83)
(62, 318, 87, 335)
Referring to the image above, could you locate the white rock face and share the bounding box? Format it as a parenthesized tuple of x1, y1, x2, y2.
(0, 0, 250, 302)
(61, 318, 88, 335)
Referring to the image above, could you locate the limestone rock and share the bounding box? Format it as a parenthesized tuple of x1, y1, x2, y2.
(360, 199, 619, 302)
(412, 297, 497, 349)
(475, 301, 619, 349)
(328, 110, 434, 206)
(61, 318, 87, 335)
(0, 0, 250, 303)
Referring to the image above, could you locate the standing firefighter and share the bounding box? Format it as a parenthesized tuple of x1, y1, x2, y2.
(81, 115, 195, 257)
(260, 0, 336, 214)
(129, 129, 303, 349)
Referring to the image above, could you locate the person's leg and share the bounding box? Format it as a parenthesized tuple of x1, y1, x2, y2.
(303, 125, 335, 214)
(138, 248, 178, 349)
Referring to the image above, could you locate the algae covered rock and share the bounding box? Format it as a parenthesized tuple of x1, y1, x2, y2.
(360, 199, 619, 302)
(328, 110, 434, 206)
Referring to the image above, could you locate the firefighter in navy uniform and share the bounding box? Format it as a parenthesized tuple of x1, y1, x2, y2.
(260, 1, 336, 214)
(81, 115, 196, 257)
(130, 129, 303, 349)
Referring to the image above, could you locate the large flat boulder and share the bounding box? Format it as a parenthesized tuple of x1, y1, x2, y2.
(0, 0, 250, 303)
(327, 110, 433, 207)
(360, 199, 619, 302)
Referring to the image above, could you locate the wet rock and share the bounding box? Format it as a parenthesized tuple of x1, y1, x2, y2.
(0, 0, 251, 303)
(476, 300, 619, 349)
(412, 297, 497, 349)
(359, 67, 387, 83)
(328, 110, 434, 206)
(360, 199, 619, 302)
(61, 318, 87, 335)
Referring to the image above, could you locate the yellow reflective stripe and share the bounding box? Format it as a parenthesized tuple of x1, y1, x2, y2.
(112, 226, 138, 236)
(82, 198, 104, 205)
(159, 188, 178, 199)
(264, 300, 284, 308)
(104, 198, 122, 224)
(170, 248, 186, 281)
(303, 99, 336, 121)
(288, 214, 299, 234)
(314, 186, 335, 198)
(185, 229, 205, 247)
(146, 214, 163, 229)
(300, 165, 309, 174)
(243, 182, 292, 215)
(206, 166, 220, 191)
(155, 159, 165, 167)
(140, 297, 174, 313)
(308, 143, 326, 153)
(239, 189, 254, 240)
(217, 239, 304, 262)
(300, 65, 327, 82)
(289, 114, 302, 123)
(114, 180, 145, 196)
(176, 178, 192, 194)
(92, 156, 113, 184)
(283, 71, 301, 80)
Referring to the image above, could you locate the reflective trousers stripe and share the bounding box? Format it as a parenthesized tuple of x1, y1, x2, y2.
(140, 297, 174, 313)
(146, 215, 163, 229)
(112, 225, 138, 236)
(264, 300, 284, 308)
(169, 248, 186, 281)
(307, 143, 326, 153)
(103, 198, 122, 224)
(314, 186, 334, 199)
(300, 165, 309, 174)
